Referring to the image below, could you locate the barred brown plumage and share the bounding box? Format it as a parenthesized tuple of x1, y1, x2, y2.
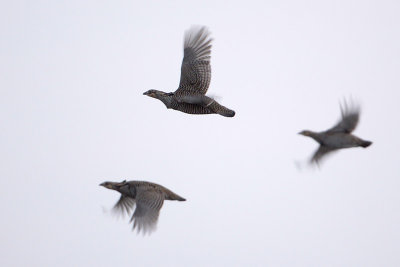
(299, 99, 372, 165)
(143, 26, 235, 117)
(100, 180, 185, 235)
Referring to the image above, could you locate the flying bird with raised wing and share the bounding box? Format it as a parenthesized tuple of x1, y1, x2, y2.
(299, 99, 372, 165)
(143, 26, 235, 117)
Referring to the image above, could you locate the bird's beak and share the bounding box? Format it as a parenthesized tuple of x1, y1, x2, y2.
(100, 182, 113, 189)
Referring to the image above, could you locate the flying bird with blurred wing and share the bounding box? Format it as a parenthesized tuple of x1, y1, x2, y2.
(100, 180, 185, 235)
(143, 26, 235, 117)
(299, 99, 372, 165)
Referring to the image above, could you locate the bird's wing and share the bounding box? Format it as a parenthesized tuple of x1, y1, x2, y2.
(310, 146, 337, 165)
(112, 195, 135, 217)
(130, 188, 164, 234)
(175, 94, 215, 107)
(328, 100, 360, 133)
(175, 26, 212, 96)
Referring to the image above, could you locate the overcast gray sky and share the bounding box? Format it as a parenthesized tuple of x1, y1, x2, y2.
(1, 0, 400, 266)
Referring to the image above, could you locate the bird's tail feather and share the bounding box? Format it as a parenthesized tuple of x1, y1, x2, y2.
(219, 108, 235, 117)
(208, 101, 235, 117)
(360, 140, 372, 148)
(164, 189, 186, 201)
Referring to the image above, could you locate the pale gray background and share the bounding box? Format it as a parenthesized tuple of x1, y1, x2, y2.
(1, 0, 399, 266)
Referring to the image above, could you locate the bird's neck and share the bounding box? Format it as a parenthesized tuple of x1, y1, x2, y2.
(308, 131, 323, 144)
(156, 93, 174, 108)
(114, 184, 136, 197)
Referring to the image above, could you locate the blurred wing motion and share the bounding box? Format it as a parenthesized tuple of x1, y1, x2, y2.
(130, 189, 165, 234)
(112, 196, 135, 217)
(328, 100, 360, 133)
(175, 26, 212, 96)
(310, 146, 337, 165)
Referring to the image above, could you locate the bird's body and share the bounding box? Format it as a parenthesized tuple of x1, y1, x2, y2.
(308, 131, 370, 149)
(299, 100, 372, 164)
(147, 91, 235, 116)
(100, 180, 185, 234)
(144, 26, 235, 117)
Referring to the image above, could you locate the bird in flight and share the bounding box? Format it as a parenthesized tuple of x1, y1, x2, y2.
(143, 26, 235, 117)
(299, 99, 372, 165)
(100, 180, 185, 234)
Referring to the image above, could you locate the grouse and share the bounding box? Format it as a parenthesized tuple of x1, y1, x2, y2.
(299, 100, 372, 164)
(143, 26, 235, 117)
(100, 180, 185, 234)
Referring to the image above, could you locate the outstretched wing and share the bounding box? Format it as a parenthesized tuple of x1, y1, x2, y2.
(130, 189, 164, 234)
(328, 100, 360, 133)
(175, 26, 212, 96)
(112, 195, 135, 218)
(310, 146, 337, 165)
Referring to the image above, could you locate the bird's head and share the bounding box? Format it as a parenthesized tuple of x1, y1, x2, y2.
(100, 180, 127, 190)
(143, 89, 171, 99)
(298, 130, 313, 137)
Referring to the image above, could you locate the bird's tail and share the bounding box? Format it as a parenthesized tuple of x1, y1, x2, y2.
(208, 101, 235, 117)
(164, 188, 186, 201)
(219, 107, 236, 117)
(360, 140, 372, 148)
